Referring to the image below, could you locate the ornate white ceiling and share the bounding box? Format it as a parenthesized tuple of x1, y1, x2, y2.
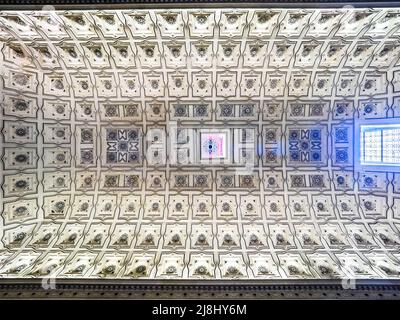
(1, 8, 400, 280)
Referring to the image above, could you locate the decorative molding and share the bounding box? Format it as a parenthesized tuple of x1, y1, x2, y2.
(1, 279, 400, 299)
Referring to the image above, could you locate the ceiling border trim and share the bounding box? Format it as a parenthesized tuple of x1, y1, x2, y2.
(0, 279, 400, 299)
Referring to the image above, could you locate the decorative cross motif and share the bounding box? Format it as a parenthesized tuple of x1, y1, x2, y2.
(106, 128, 140, 164)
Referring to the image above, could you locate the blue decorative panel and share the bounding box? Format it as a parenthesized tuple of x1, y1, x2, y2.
(332, 124, 353, 166)
(287, 127, 327, 166)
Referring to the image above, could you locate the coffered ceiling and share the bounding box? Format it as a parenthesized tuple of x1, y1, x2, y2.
(1, 8, 400, 282)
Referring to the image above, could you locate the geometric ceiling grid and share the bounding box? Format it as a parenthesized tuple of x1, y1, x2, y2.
(1, 8, 400, 280)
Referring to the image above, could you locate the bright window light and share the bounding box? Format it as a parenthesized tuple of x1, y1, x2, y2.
(360, 124, 400, 166)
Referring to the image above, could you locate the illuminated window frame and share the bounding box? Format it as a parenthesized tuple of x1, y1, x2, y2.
(355, 118, 400, 172)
